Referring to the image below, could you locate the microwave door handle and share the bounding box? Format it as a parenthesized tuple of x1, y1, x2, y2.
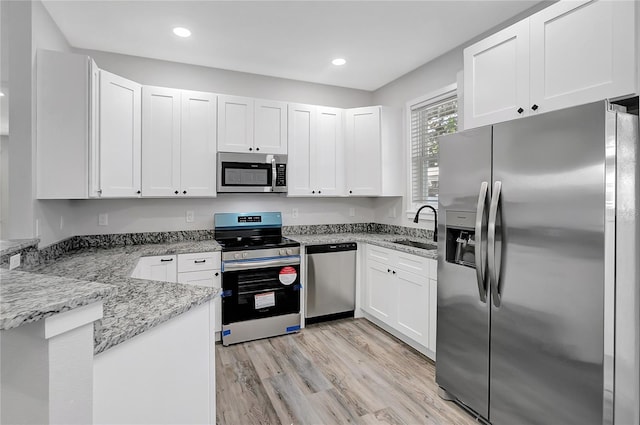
(271, 158, 277, 192)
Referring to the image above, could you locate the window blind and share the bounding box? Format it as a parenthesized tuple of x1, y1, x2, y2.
(411, 95, 457, 203)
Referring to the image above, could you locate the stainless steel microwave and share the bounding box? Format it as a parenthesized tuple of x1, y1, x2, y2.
(217, 152, 287, 193)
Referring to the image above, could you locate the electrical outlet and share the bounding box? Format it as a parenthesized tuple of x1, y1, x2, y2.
(349, 207, 356, 217)
(98, 213, 108, 226)
(9, 253, 20, 270)
(292, 208, 299, 219)
(186, 210, 194, 223)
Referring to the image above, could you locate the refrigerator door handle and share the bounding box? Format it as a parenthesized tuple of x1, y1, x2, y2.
(474, 181, 489, 302)
(488, 180, 502, 307)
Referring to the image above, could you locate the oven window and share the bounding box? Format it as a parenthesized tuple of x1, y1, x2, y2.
(222, 265, 300, 324)
(222, 162, 271, 186)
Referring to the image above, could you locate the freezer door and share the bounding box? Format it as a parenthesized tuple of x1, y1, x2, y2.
(490, 101, 607, 425)
(436, 126, 492, 418)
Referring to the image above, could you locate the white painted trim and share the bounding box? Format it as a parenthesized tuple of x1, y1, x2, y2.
(44, 301, 103, 339)
(405, 83, 457, 215)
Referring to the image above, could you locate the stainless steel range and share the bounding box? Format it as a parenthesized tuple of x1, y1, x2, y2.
(214, 212, 301, 346)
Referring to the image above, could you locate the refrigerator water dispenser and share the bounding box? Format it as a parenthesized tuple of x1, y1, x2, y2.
(445, 210, 477, 268)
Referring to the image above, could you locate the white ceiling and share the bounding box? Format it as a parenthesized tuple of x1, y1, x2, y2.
(43, 0, 542, 91)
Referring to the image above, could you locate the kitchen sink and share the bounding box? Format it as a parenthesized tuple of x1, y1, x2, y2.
(392, 239, 437, 250)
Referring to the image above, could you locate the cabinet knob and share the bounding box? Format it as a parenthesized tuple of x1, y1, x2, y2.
(174, 190, 179, 195)
(531, 104, 539, 111)
(183, 190, 187, 195)
(349, 190, 353, 194)
(256, 147, 260, 151)
(517, 107, 524, 114)
(387, 268, 391, 273)
(249, 147, 253, 151)
(215, 272, 219, 277)
(312, 190, 315, 194)
(136, 190, 141, 194)
(392, 270, 396, 274)
(318, 190, 321, 194)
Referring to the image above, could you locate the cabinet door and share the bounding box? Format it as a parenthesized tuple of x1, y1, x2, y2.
(395, 269, 429, 347)
(177, 270, 221, 332)
(345, 107, 381, 196)
(315, 107, 345, 196)
(217, 95, 254, 153)
(530, 0, 636, 114)
(141, 86, 181, 197)
(428, 278, 437, 354)
(365, 259, 395, 323)
(463, 20, 530, 129)
(180, 91, 217, 197)
(99, 70, 142, 197)
(287, 104, 316, 196)
(132, 255, 177, 283)
(254, 99, 287, 154)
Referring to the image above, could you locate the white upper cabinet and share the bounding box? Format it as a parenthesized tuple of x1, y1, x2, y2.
(218, 95, 287, 154)
(142, 87, 217, 197)
(287, 104, 344, 197)
(345, 106, 402, 197)
(141, 86, 181, 197)
(254, 99, 287, 154)
(464, 0, 636, 129)
(36, 49, 92, 199)
(345, 107, 381, 196)
(98, 70, 142, 198)
(463, 20, 530, 129)
(180, 91, 217, 197)
(529, 0, 636, 114)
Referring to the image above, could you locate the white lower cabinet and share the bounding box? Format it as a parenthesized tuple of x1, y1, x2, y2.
(131, 252, 222, 332)
(362, 244, 437, 358)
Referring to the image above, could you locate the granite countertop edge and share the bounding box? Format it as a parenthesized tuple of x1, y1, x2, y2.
(0, 239, 40, 258)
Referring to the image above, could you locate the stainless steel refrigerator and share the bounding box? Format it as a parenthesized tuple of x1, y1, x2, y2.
(436, 100, 640, 425)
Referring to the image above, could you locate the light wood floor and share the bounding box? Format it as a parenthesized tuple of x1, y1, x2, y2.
(216, 318, 478, 425)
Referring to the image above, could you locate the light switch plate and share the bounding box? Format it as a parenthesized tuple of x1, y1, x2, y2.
(9, 253, 20, 270)
(292, 208, 299, 218)
(98, 213, 108, 226)
(186, 210, 194, 223)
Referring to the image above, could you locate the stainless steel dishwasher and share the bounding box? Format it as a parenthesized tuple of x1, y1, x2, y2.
(305, 243, 357, 323)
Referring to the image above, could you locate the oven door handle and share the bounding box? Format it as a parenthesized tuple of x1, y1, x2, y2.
(222, 256, 300, 272)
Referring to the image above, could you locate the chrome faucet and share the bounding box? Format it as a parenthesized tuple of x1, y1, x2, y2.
(413, 205, 438, 242)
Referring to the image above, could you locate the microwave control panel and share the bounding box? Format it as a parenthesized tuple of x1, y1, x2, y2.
(276, 164, 287, 186)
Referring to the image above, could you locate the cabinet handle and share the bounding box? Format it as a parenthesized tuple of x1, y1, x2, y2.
(160, 258, 174, 262)
(387, 268, 391, 273)
(136, 190, 141, 194)
(349, 190, 353, 194)
(183, 190, 187, 194)
(249, 147, 253, 151)
(97, 189, 102, 195)
(174, 190, 179, 194)
(256, 147, 260, 151)
(194, 259, 206, 264)
(318, 190, 321, 194)
(312, 190, 315, 194)
(531, 104, 539, 111)
(517, 107, 524, 114)
(215, 272, 219, 277)
(392, 270, 396, 274)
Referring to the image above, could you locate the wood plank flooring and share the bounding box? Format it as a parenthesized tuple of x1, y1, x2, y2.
(216, 318, 479, 425)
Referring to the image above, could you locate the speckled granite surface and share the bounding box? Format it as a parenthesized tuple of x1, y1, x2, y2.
(26, 240, 222, 354)
(286, 233, 438, 260)
(0, 269, 115, 331)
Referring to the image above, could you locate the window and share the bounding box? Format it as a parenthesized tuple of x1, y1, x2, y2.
(408, 85, 458, 209)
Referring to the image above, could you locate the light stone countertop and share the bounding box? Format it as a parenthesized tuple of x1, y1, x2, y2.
(286, 233, 438, 260)
(0, 239, 39, 258)
(25, 240, 222, 354)
(0, 269, 116, 331)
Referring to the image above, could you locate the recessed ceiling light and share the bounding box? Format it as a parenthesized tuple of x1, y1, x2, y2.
(332, 58, 346, 66)
(173, 27, 191, 38)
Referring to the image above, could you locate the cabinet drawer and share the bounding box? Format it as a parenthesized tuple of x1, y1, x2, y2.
(177, 252, 221, 272)
(367, 244, 393, 263)
(395, 251, 429, 275)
